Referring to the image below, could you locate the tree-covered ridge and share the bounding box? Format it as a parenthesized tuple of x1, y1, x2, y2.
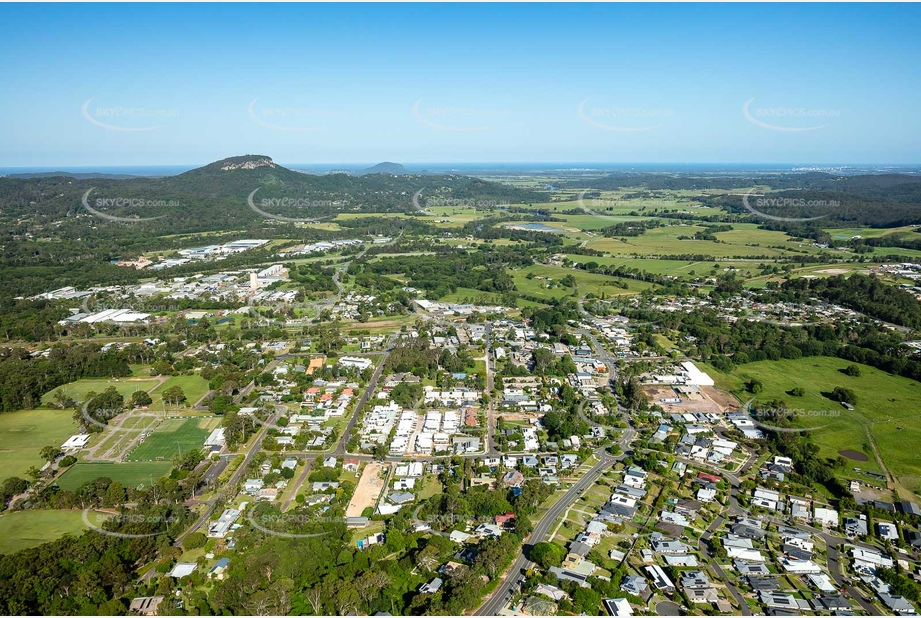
(621, 300, 921, 382)
(0, 157, 541, 228)
(0, 156, 541, 296)
(776, 273, 921, 329)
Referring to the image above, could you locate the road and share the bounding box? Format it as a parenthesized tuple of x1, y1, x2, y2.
(688, 443, 884, 617)
(282, 457, 313, 511)
(698, 513, 751, 616)
(172, 330, 397, 542)
(475, 428, 636, 616)
(250, 232, 401, 328)
(825, 539, 879, 614)
(336, 333, 398, 456)
(483, 322, 499, 456)
(173, 406, 280, 546)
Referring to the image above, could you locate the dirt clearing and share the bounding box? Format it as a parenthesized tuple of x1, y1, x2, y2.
(346, 462, 388, 517)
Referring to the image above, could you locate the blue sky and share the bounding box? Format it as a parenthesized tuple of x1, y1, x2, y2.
(1, 3, 919, 166)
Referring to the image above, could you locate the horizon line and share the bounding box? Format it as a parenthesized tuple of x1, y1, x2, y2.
(3, 161, 921, 170)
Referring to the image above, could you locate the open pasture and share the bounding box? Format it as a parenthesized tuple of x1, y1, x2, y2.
(0, 408, 81, 478)
(702, 356, 921, 480)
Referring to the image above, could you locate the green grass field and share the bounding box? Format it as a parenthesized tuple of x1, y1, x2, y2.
(0, 509, 112, 555)
(92, 414, 162, 460)
(512, 263, 652, 300)
(586, 224, 821, 259)
(502, 220, 578, 234)
(0, 408, 82, 478)
(55, 461, 174, 491)
(150, 375, 210, 408)
(418, 476, 443, 500)
(563, 255, 769, 279)
(41, 378, 160, 407)
(823, 225, 915, 239)
(702, 357, 921, 479)
(869, 246, 921, 258)
(126, 417, 219, 462)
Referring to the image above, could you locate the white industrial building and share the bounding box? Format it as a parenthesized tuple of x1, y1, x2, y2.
(339, 356, 373, 371)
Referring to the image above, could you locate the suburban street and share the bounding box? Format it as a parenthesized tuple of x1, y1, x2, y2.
(173, 407, 280, 546)
(476, 427, 637, 616)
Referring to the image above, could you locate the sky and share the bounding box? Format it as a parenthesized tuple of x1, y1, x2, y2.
(0, 3, 919, 167)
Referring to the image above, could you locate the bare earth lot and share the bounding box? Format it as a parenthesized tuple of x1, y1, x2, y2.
(346, 462, 388, 518)
(641, 385, 725, 414)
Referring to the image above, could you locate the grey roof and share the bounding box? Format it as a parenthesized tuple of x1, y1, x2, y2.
(568, 541, 592, 557)
(680, 570, 711, 589)
(651, 538, 690, 554)
(388, 491, 415, 504)
(748, 576, 781, 591)
(816, 595, 852, 611)
(549, 567, 590, 588)
(735, 561, 770, 577)
(879, 594, 916, 613)
(783, 544, 813, 561)
(621, 575, 648, 595)
(732, 523, 766, 539)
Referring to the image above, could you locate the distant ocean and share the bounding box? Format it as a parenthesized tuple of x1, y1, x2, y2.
(2, 162, 919, 177)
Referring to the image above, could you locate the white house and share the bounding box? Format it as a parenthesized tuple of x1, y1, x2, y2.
(813, 507, 839, 527)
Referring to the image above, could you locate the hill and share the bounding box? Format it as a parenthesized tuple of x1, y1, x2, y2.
(353, 162, 409, 176)
(0, 154, 544, 295)
(0, 155, 541, 226)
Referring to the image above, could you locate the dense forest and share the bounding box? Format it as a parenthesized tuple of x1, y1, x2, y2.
(358, 246, 533, 300)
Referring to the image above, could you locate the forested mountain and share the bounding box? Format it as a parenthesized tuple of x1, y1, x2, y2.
(0, 155, 542, 296)
(352, 161, 409, 176)
(0, 155, 540, 228)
